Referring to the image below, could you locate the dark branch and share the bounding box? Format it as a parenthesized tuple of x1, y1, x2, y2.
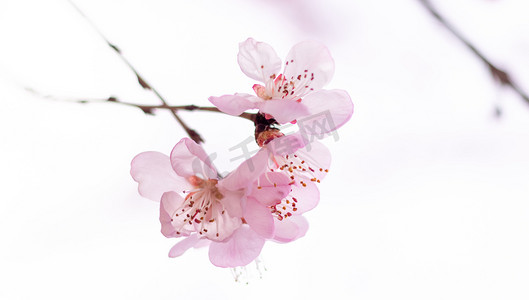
(23, 88, 257, 122)
(418, 0, 529, 105)
(67, 0, 206, 143)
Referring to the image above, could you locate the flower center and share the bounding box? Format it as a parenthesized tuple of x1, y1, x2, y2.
(171, 176, 228, 239)
(268, 154, 328, 222)
(253, 70, 315, 101)
(270, 196, 297, 221)
(188, 176, 223, 199)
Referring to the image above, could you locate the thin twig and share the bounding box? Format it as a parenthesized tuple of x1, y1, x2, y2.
(67, 0, 206, 143)
(23, 88, 257, 122)
(418, 0, 529, 105)
(121, 103, 256, 122)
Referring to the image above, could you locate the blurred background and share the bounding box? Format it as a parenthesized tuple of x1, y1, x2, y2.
(1, 0, 528, 299)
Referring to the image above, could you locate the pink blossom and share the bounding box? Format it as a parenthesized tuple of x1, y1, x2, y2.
(244, 171, 313, 244)
(131, 138, 307, 267)
(209, 38, 353, 128)
(131, 138, 258, 267)
(203, 170, 313, 267)
(221, 132, 330, 243)
(131, 138, 243, 242)
(161, 169, 308, 268)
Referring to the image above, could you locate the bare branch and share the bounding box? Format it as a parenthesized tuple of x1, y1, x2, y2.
(23, 88, 257, 122)
(67, 0, 207, 143)
(418, 0, 529, 105)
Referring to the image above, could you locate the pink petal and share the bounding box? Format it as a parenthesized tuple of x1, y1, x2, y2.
(289, 181, 319, 214)
(219, 148, 270, 191)
(170, 138, 217, 180)
(194, 238, 211, 249)
(216, 188, 244, 218)
(238, 38, 282, 83)
(272, 215, 309, 243)
(199, 200, 242, 242)
(208, 93, 259, 116)
(208, 225, 265, 267)
(265, 133, 307, 156)
(257, 98, 310, 124)
(297, 89, 353, 134)
(130, 151, 189, 202)
(283, 41, 335, 94)
(160, 192, 188, 238)
(249, 172, 292, 206)
(168, 234, 210, 258)
(244, 197, 274, 238)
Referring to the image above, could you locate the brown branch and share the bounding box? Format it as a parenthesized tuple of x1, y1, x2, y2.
(92, 97, 257, 122)
(23, 88, 257, 122)
(418, 0, 529, 105)
(67, 0, 206, 143)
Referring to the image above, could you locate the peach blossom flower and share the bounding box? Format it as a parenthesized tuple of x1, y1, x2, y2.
(209, 38, 353, 127)
(131, 138, 309, 267)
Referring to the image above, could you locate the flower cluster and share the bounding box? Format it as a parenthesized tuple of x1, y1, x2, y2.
(130, 38, 353, 268)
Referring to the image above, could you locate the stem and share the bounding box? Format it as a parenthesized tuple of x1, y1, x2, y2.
(67, 0, 206, 143)
(418, 0, 529, 105)
(105, 97, 257, 122)
(23, 88, 257, 122)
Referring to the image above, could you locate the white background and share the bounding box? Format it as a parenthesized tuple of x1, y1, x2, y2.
(1, 0, 529, 299)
